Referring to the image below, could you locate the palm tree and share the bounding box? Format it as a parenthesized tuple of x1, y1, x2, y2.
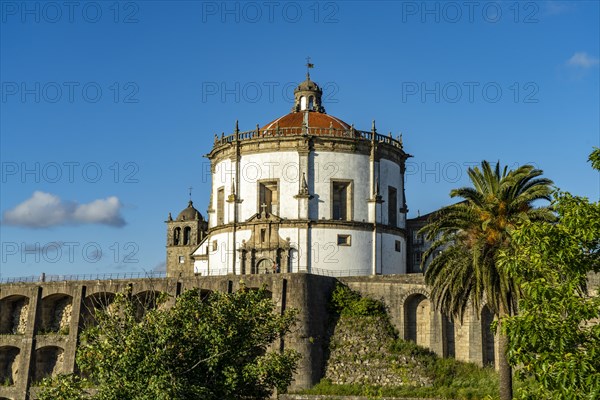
(419, 161, 554, 400)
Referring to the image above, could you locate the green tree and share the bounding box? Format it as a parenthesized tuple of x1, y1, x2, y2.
(498, 150, 600, 399)
(38, 286, 300, 400)
(420, 161, 554, 400)
(37, 374, 89, 400)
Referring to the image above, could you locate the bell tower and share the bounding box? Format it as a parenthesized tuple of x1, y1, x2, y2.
(166, 199, 208, 277)
(291, 58, 325, 113)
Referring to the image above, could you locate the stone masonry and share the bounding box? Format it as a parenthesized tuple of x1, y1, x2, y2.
(0, 273, 498, 400)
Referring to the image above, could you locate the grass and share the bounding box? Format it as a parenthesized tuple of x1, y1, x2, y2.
(299, 344, 499, 400)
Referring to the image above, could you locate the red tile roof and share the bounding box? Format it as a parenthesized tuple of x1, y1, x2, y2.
(261, 111, 350, 131)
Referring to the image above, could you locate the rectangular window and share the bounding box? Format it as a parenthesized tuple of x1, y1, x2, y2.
(413, 251, 423, 266)
(332, 180, 352, 221)
(388, 186, 397, 227)
(337, 234, 351, 246)
(212, 240, 218, 251)
(395, 240, 402, 252)
(178, 256, 185, 264)
(260, 228, 267, 243)
(259, 181, 278, 214)
(217, 187, 225, 225)
(412, 230, 423, 245)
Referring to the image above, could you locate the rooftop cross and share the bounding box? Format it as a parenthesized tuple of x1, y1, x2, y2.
(188, 186, 193, 201)
(261, 203, 268, 215)
(305, 56, 314, 79)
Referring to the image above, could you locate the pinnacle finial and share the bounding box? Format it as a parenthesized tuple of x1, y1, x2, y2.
(372, 120, 376, 133)
(235, 120, 239, 133)
(301, 172, 309, 192)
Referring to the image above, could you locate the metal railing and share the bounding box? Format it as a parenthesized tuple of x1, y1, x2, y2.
(213, 127, 404, 149)
(307, 268, 370, 277)
(0, 268, 376, 284)
(0, 271, 167, 284)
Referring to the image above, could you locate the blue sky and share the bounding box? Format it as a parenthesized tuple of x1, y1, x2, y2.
(1, 0, 598, 279)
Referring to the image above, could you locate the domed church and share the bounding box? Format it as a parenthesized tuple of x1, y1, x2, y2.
(166, 70, 412, 277)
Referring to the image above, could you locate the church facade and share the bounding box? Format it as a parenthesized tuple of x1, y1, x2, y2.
(166, 73, 413, 278)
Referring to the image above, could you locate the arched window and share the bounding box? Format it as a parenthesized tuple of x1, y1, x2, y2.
(183, 227, 191, 245)
(300, 96, 307, 110)
(308, 96, 314, 110)
(173, 227, 181, 245)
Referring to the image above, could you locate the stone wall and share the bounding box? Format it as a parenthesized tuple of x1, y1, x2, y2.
(323, 314, 431, 387)
(0, 273, 336, 400)
(0, 273, 497, 400)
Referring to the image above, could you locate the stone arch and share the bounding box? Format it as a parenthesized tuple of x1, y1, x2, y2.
(0, 346, 20, 386)
(404, 292, 431, 348)
(0, 295, 29, 334)
(254, 258, 273, 274)
(173, 227, 181, 245)
(481, 305, 496, 367)
(81, 292, 116, 328)
(133, 290, 166, 320)
(183, 226, 191, 245)
(399, 288, 431, 305)
(38, 294, 72, 335)
(33, 346, 64, 383)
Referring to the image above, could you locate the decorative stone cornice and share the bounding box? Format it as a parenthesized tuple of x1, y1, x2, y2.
(207, 219, 406, 237)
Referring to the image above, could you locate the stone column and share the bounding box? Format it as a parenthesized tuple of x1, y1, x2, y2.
(429, 309, 445, 357)
(16, 286, 42, 400)
(469, 304, 484, 366)
(62, 285, 85, 374)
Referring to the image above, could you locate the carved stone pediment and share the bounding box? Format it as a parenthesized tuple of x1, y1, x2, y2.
(238, 212, 292, 275)
(240, 218, 290, 251)
(245, 210, 284, 224)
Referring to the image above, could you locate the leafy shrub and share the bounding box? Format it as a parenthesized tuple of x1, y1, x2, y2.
(329, 283, 387, 318)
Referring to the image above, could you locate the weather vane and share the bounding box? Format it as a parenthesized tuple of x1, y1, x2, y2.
(305, 56, 314, 78)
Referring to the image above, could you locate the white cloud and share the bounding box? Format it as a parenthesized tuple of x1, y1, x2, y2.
(2, 191, 126, 228)
(567, 52, 600, 69)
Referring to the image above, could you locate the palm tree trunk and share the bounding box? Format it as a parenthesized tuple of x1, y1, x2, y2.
(497, 311, 513, 400)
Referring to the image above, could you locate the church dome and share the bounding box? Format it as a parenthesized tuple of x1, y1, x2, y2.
(261, 111, 350, 130)
(177, 200, 203, 221)
(261, 71, 349, 131)
(297, 77, 320, 92)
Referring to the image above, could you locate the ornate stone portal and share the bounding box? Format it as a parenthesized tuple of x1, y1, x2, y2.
(238, 210, 292, 275)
